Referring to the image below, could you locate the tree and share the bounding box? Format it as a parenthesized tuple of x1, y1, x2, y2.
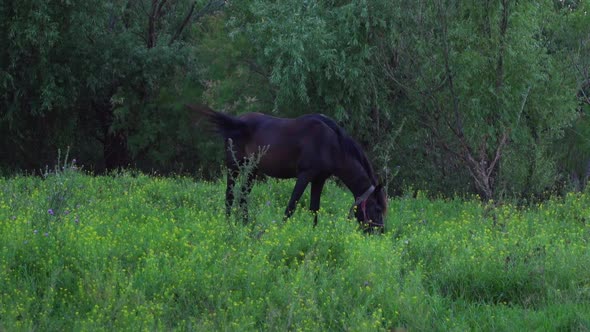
(378, 0, 579, 199)
(0, 0, 225, 173)
(204, 0, 400, 181)
(2, 0, 587, 199)
(549, 0, 590, 190)
(208, 0, 582, 199)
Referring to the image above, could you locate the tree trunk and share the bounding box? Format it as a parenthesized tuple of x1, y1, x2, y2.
(94, 99, 130, 172)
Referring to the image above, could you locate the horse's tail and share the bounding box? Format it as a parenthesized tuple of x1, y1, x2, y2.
(187, 104, 249, 141)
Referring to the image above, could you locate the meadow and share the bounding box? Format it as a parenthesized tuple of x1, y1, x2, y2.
(1, 165, 589, 331)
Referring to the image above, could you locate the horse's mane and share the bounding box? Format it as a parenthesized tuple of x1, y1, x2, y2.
(310, 114, 377, 184)
(309, 114, 388, 213)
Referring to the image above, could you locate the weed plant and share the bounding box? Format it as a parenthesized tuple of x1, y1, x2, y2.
(1, 167, 589, 330)
(225, 138, 269, 229)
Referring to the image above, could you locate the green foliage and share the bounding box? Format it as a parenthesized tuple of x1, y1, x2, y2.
(195, 12, 275, 115)
(198, 0, 586, 199)
(550, 0, 590, 189)
(380, 0, 579, 198)
(1, 174, 590, 330)
(559, 114, 590, 178)
(0, 0, 216, 173)
(1, 0, 109, 168)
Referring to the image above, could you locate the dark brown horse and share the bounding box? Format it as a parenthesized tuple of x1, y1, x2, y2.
(188, 104, 387, 232)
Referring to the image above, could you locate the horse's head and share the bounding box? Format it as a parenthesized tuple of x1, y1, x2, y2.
(352, 184, 388, 233)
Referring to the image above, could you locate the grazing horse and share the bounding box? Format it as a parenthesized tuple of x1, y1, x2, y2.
(188, 104, 387, 232)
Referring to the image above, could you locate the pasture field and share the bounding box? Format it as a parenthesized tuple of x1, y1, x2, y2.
(1, 168, 590, 331)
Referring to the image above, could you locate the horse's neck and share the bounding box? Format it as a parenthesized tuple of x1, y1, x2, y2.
(335, 158, 373, 198)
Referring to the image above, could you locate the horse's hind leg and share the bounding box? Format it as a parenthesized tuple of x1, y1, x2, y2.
(238, 171, 256, 224)
(225, 168, 238, 217)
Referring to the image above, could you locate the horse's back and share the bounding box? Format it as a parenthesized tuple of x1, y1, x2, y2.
(239, 112, 337, 140)
(236, 112, 341, 178)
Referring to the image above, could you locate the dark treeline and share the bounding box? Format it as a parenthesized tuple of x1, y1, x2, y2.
(1, 0, 589, 200)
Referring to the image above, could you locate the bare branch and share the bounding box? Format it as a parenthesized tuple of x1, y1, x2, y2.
(486, 131, 509, 178)
(515, 86, 531, 128)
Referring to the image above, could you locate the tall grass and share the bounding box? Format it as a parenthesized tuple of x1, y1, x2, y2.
(1, 169, 589, 331)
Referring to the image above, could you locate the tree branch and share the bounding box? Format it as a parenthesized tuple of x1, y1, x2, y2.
(486, 131, 509, 178)
(495, 0, 509, 91)
(438, 0, 463, 138)
(169, 0, 226, 45)
(147, 0, 169, 48)
(170, 1, 197, 45)
(571, 57, 590, 106)
(192, 0, 226, 24)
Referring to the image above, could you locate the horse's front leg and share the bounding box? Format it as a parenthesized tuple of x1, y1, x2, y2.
(284, 172, 314, 219)
(310, 176, 327, 226)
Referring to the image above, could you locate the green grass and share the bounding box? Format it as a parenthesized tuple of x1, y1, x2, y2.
(1, 169, 589, 331)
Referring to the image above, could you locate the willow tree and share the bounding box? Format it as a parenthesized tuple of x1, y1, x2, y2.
(549, 0, 590, 191)
(208, 0, 581, 198)
(378, 0, 579, 199)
